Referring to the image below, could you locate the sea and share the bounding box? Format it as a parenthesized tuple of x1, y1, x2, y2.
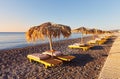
(0, 32, 90, 50)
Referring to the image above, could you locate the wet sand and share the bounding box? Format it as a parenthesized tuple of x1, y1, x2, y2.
(0, 36, 116, 79)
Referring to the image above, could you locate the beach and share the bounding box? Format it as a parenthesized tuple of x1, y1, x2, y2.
(0, 36, 115, 79)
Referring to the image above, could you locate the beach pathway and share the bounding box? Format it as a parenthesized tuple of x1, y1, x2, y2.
(98, 33, 120, 79)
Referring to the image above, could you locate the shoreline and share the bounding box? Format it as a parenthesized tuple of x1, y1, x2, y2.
(0, 35, 91, 51)
(0, 32, 91, 51)
(0, 35, 116, 79)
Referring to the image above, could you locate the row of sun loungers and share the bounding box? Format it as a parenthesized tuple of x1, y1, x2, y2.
(27, 34, 112, 68)
(68, 43, 92, 51)
(68, 35, 112, 51)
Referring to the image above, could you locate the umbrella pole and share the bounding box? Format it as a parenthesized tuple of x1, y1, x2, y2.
(93, 35, 94, 40)
(48, 36, 53, 56)
(81, 33, 83, 43)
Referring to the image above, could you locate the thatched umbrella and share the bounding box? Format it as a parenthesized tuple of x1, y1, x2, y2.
(105, 30, 112, 34)
(73, 27, 88, 43)
(88, 28, 99, 40)
(97, 29, 103, 34)
(26, 22, 71, 55)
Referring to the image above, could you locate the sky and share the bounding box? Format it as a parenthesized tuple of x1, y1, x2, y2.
(0, 0, 120, 32)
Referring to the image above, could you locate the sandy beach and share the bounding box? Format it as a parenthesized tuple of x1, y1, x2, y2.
(0, 36, 116, 79)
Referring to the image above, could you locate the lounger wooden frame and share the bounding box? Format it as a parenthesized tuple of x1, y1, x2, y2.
(56, 55, 75, 61)
(27, 55, 63, 68)
(68, 45, 92, 51)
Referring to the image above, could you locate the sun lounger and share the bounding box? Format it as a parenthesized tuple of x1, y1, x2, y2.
(87, 40, 97, 45)
(42, 51, 75, 61)
(98, 35, 111, 40)
(56, 55, 75, 61)
(27, 53, 63, 68)
(96, 40, 106, 45)
(68, 43, 92, 51)
(94, 38, 105, 45)
(87, 39, 106, 45)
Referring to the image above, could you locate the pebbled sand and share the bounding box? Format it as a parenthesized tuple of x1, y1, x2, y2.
(0, 36, 115, 79)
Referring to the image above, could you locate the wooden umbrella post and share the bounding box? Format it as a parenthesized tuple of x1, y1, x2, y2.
(80, 28, 84, 44)
(81, 33, 83, 43)
(48, 36, 53, 56)
(93, 34, 95, 40)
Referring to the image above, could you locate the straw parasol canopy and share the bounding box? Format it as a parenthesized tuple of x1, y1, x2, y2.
(88, 28, 97, 34)
(75, 27, 88, 34)
(73, 27, 88, 43)
(105, 30, 112, 34)
(88, 28, 106, 39)
(26, 22, 71, 54)
(96, 29, 103, 34)
(88, 28, 99, 40)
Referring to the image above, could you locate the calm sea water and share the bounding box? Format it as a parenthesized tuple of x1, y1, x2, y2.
(0, 32, 89, 50)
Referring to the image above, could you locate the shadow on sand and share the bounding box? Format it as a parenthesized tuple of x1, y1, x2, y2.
(90, 45, 104, 50)
(62, 54, 94, 67)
